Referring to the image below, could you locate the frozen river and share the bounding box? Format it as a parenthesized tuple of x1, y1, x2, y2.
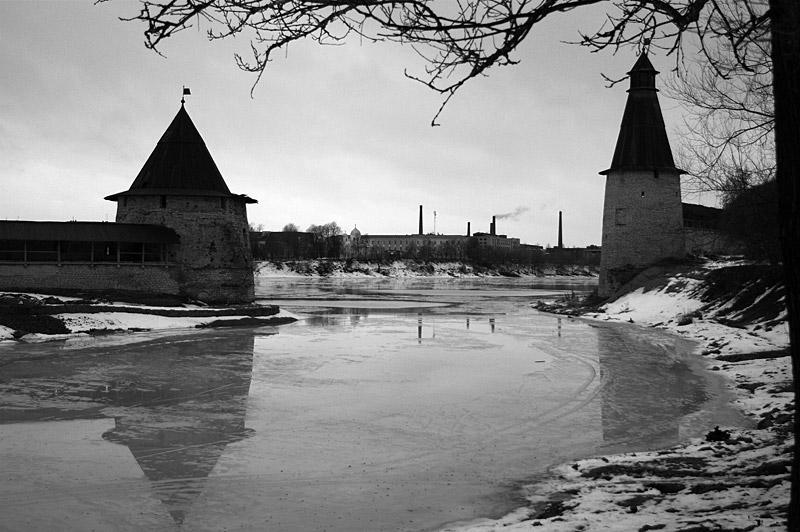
(0, 277, 744, 531)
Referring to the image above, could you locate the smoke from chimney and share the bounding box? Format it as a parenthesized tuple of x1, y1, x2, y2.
(494, 206, 530, 220)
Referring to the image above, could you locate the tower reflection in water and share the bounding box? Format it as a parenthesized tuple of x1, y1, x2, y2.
(100, 333, 257, 524)
(596, 324, 709, 450)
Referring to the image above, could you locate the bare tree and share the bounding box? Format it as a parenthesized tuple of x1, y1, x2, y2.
(109, 0, 800, 525)
(306, 221, 342, 238)
(665, 0, 774, 197)
(282, 222, 299, 232)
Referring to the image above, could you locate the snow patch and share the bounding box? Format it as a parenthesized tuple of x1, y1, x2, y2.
(0, 325, 14, 341)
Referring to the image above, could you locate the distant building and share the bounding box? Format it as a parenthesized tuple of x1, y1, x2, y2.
(472, 233, 520, 250)
(0, 103, 257, 303)
(348, 233, 470, 260)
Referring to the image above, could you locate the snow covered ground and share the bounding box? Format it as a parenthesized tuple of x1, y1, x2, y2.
(445, 260, 792, 531)
(256, 259, 598, 278)
(0, 291, 298, 342)
(13, 309, 299, 342)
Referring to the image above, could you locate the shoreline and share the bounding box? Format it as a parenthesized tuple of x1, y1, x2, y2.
(443, 260, 791, 531)
(255, 259, 599, 279)
(0, 292, 298, 342)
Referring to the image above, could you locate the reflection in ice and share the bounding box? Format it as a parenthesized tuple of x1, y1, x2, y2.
(100, 334, 255, 524)
(0, 332, 259, 527)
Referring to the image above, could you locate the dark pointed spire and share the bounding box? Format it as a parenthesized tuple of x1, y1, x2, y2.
(600, 52, 682, 175)
(128, 106, 231, 193)
(106, 106, 256, 203)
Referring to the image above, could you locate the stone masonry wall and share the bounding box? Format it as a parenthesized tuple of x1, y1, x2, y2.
(116, 195, 254, 303)
(0, 263, 180, 295)
(599, 170, 685, 296)
(685, 227, 743, 256)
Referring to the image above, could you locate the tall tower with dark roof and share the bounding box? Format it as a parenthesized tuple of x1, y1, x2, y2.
(106, 104, 256, 303)
(598, 52, 685, 297)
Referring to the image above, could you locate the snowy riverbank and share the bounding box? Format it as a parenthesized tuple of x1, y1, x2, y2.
(256, 259, 598, 278)
(0, 292, 297, 342)
(445, 259, 791, 531)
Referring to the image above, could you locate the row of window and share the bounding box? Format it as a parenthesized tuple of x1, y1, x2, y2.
(0, 240, 167, 263)
(122, 196, 235, 211)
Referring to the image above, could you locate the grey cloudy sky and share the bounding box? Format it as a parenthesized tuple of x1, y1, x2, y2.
(1, 1, 699, 247)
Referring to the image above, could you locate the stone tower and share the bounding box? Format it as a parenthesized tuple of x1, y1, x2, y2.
(105, 103, 256, 303)
(598, 52, 685, 297)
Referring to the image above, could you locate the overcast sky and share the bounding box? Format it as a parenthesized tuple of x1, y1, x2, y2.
(0, 1, 705, 247)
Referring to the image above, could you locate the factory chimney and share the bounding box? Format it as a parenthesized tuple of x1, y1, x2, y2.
(558, 211, 563, 249)
(491, 216, 496, 236)
(467, 222, 471, 236)
(419, 205, 423, 235)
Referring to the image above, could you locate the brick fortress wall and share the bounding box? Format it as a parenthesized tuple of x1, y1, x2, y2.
(0, 263, 180, 295)
(116, 194, 255, 303)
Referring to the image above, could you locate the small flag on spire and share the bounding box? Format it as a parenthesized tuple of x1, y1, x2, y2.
(180, 86, 191, 105)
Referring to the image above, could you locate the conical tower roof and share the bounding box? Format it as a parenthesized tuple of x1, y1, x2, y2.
(106, 104, 255, 202)
(600, 52, 682, 175)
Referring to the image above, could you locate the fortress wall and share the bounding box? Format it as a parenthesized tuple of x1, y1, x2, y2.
(685, 227, 742, 256)
(0, 263, 180, 295)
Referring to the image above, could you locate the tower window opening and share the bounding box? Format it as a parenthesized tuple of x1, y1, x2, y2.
(160, 195, 167, 208)
(615, 208, 627, 226)
(641, 191, 646, 198)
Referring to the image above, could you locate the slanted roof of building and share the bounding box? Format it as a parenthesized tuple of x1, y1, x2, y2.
(600, 52, 683, 175)
(0, 221, 180, 243)
(105, 105, 256, 203)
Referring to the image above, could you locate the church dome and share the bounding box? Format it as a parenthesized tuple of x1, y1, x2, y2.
(350, 226, 361, 238)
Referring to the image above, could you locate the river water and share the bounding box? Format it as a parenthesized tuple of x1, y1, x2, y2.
(0, 277, 744, 531)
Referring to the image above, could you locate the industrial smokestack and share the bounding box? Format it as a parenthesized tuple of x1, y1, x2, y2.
(558, 211, 563, 249)
(491, 216, 496, 236)
(467, 221, 471, 236)
(419, 205, 423, 235)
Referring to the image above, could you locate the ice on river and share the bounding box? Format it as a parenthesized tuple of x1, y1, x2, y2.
(0, 278, 745, 531)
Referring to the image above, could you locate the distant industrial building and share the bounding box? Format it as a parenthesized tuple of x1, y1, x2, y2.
(251, 207, 599, 266)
